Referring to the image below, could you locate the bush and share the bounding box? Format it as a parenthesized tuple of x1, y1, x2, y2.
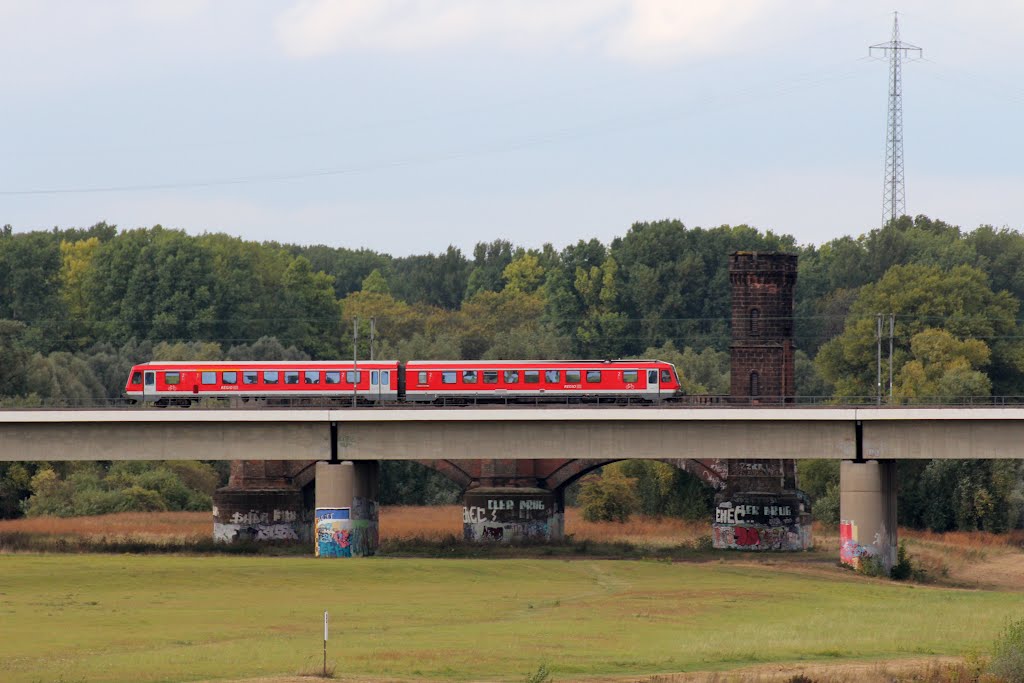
(21, 461, 216, 517)
(578, 470, 639, 523)
(890, 541, 913, 581)
(990, 618, 1024, 683)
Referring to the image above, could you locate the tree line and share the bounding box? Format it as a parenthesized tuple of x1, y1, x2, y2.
(1, 216, 1023, 531)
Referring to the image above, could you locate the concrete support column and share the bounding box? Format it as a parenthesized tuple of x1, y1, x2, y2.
(840, 460, 897, 571)
(463, 487, 563, 542)
(314, 461, 379, 557)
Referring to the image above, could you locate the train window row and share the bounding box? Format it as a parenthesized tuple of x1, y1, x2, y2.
(149, 370, 390, 387)
(423, 368, 646, 386)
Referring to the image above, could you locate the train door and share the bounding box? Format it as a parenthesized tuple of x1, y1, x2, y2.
(647, 368, 660, 400)
(143, 370, 156, 402)
(371, 370, 380, 403)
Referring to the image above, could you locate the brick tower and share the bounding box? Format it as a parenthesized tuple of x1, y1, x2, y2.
(712, 251, 810, 551)
(729, 252, 797, 403)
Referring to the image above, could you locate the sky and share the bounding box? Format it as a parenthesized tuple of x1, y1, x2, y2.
(3, 1, 1024, 256)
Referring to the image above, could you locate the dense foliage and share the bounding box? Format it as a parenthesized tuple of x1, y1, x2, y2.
(2, 215, 1024, 529)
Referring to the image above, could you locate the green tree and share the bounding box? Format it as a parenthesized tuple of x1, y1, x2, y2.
(466, 239, 514, 296)
(577, 468, 640, 522)
(894, 329, 992, 403)
(816, 264, 1022, 399)
(361, 268, 390, 295)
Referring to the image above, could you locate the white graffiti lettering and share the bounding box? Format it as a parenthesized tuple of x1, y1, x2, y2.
(487, 499, 514, 511)
(463, 506, 487, 524)
(230, 511, 269, 525)
(255, 525, 299, 540)
(273, 509, 298, 522)
(519, 500, 545, 511)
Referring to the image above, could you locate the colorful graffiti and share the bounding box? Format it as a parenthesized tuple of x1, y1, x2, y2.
(711, 493, 812, 551)
(315, 508, 352, 558)
(212, 507, 304, 543)
(839, 519, 876, 566)
(462, 491, 562, 542)
(315, 505, 379, 558)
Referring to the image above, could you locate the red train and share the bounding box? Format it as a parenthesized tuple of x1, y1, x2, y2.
(124, 359, 682, 406)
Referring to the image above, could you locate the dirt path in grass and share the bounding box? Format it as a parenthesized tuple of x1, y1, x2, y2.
(208, 655, 972, 682)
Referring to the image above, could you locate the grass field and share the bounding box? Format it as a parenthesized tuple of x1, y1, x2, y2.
(1, 509, 1023, 682)
(0, 554, 1022, 682)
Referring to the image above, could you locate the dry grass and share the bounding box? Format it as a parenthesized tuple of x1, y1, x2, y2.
(0, 510, 211, 544)
(380, 504, 713, 545)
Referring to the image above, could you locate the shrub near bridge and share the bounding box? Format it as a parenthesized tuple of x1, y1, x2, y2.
(577, 469, 639, 522)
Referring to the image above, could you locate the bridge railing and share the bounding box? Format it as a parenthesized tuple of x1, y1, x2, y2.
(7, 395, 1024, 410)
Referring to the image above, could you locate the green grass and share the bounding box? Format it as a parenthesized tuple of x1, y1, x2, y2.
(0, 554, 1021, 682)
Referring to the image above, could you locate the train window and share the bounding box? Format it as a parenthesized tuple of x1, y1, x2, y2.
(661, 369, 672, 383)
(223, 371, 238, 384)
(483, 370, 498, 384)
(243, 371, 258, 385)
(284, 371, 299, 385)
(524, 370, 540, 384)
(165, 372, 180, 385)
(648, 370, 658, 383)
(545, 370, 560, 383)
(442, 371, 457, 384)
(504, 370, 519, 384)
(381, 371, 390, 386)
(144, 373, 155, 386)
(304, 370, 320, 384)
(370, 371, 378, 386)
(463, 370, 478, 383)
(131, 371, 143, 385)
(264, 371, 279, 384)
(418, 371, 428, 384)
(202, 371, 217, 385)
(565, 370, 581, 383)
(623, 370, 638, 383)
(346, 371, 361, 383)
(586, 370, 602, 383)
(325, 371, 341, 385)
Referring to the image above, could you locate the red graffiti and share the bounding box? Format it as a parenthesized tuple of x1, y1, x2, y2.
(332, 529, 351, 548)
(733, 526, 761, 547)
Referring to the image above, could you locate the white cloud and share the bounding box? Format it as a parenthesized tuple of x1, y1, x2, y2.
(273, 0, 779, 63)
(606, 0, 774, 63)
(275, 0, 621, 57)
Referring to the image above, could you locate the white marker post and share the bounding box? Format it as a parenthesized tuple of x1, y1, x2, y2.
(323, 610, 328, 676)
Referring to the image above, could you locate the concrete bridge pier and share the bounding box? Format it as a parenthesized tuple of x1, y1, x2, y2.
(839, 460, 897, 572)
(314, 460, 380, 557)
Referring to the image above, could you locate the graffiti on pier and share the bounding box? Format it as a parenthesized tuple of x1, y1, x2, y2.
(315, 505, 379, 558)
(711, 493, 811, 551)
(462, 490, 561, 543)
(315, 508, 351, 558)
(713, 523, 808, 551)
(213, 507, 304, 543)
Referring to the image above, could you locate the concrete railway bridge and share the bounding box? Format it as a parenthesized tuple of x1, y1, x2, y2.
(2, 406, 1023, 568)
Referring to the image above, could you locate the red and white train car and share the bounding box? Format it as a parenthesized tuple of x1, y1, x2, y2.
(404, 359, 680, 403)
(125, 360, 400, 406)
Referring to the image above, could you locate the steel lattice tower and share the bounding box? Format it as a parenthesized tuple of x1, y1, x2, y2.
(870, 12, 922, 227)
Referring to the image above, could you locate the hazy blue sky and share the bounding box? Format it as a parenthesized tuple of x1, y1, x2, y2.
(3, 1, 1022, 255)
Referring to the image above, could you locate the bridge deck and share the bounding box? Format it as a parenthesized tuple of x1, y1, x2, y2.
(0, 408, 1022, 461)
